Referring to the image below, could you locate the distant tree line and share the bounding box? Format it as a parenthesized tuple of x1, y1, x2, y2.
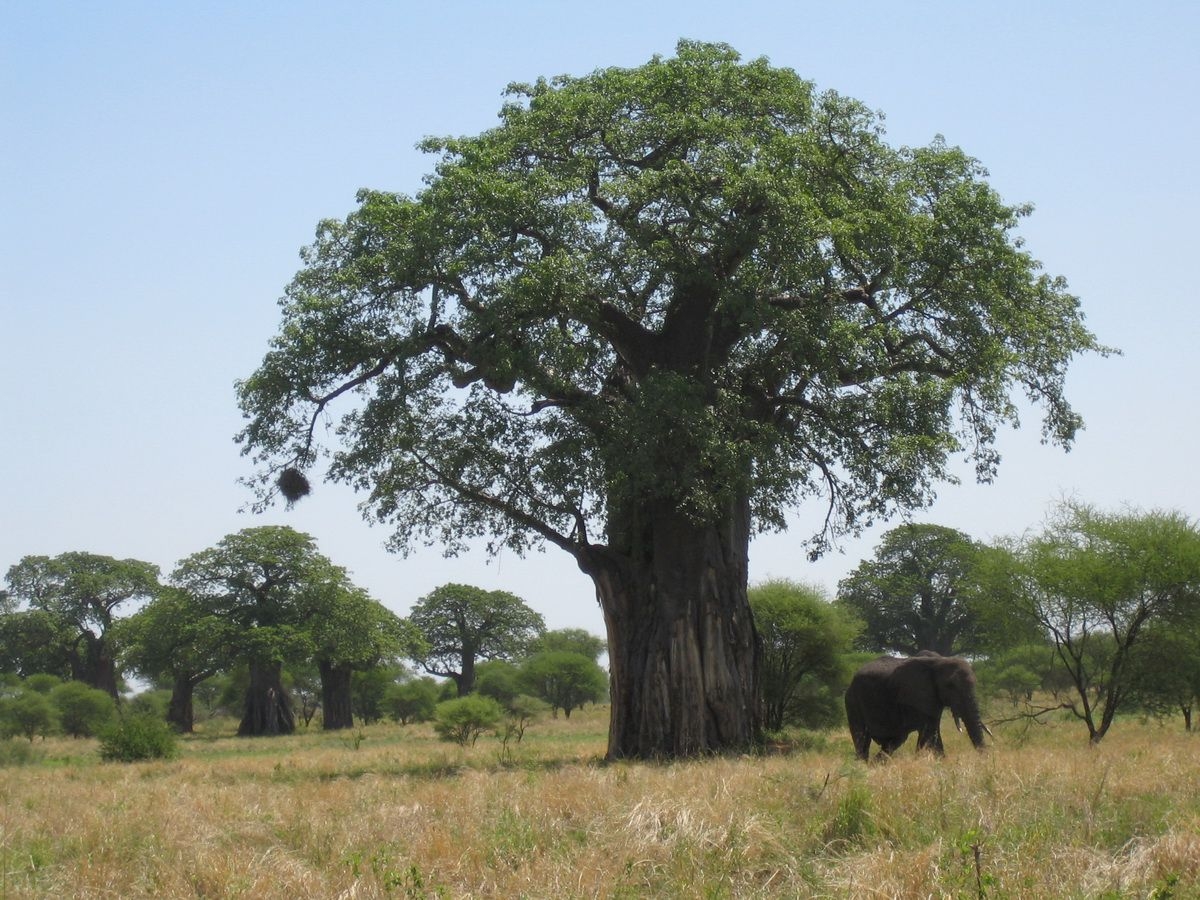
(0, 527, 607, 741)
(5, 500, 1197, 748)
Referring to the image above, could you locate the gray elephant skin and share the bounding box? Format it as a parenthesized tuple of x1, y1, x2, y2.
(845, 652, 987, 760)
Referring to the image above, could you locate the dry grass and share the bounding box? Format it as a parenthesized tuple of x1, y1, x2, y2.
(1, 708, 1198, 898)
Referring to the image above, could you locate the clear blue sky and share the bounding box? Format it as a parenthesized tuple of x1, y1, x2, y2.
(3, 1, 1197, 637)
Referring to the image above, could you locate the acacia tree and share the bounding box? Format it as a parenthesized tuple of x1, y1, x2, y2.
(237, 41, 1107, 758)
(409, 583, 544, 696)
(4, 553, 161, 697)
(1004, 503, 1200, 743)
(171, 527, 351, 736)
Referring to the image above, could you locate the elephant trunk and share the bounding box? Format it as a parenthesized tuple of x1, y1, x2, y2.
(955, 695, 987, 749)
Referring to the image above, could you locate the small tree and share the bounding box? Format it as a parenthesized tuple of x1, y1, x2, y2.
(410, 584, 544, 696)
(385, 676, 441, 725)
(1126, 625, 1200, 731)
(750, 579, 860, 731)
(518, 651, 607, 718)
(351, 666, 400, 725)
(1002, 503, 1200, 743)
(0, 690, 57, 741)
(97, 713, 178, 762)
(49, 680, 116, 738)
(499, 694, 550, 747)
(530, 629, 607, 662)
(474, 659, 522, 707)
(432, 695, 503, 746)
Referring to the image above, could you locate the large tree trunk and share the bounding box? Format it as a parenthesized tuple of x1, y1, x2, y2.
(167, 675, 196, 733)
(237, 659, 295, 736)
(319, 660, 355, 730)
(580, 496, 761, 759)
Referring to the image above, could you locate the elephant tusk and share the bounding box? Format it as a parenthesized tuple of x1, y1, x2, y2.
(952, 712, 963, 733)
(983, 723, 994, 738)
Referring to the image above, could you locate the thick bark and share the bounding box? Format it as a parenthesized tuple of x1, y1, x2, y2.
(167, 675, 196, 733)
(237, 659, 295, 736)
(580, 496, 761, 759)
(319, 661, 355, 730)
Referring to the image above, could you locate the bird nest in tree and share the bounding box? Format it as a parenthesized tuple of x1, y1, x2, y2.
(277, 468, 311, 505)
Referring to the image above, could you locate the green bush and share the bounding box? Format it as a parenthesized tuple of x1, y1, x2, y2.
(0, 690, 57, 740)
(433, 695, 503, 747)
(385, 677, 441, 725)
(50, 681, 117, 737)
(97, 713, 179, 762)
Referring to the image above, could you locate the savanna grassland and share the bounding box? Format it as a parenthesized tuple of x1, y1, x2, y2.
(2, 707, 1198, 899)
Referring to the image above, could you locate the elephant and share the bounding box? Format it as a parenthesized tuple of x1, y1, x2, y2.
(845, 652, 989, 761)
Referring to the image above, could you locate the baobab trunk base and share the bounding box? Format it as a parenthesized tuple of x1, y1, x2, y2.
(238, 660, 295, 736)
(582, 499, 761, 760)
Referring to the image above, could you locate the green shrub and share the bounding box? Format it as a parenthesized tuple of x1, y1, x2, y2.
(24, 673, 63, 694)
(50, 681, 117, 737)
(97, 714, 179, 762)
(433, 695, 503, 747)
(385, 677, 441, 725)
(0, 690, 57, 740)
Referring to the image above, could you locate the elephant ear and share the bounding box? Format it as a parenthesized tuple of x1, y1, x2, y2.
(894, 660, 938, 711)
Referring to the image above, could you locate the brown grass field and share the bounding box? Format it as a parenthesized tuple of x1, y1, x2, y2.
(1, 705, 1198, 899)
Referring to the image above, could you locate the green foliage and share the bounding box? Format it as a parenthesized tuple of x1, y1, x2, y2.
(384, 677, 441, 725)
(410, 584, 544, 695)
(530, 629, 607, 662)
(237, 40, 1107, 563)
(351, 666, 398, 725)
(4, 552, 161, 694)
(1001, 502, 1200, 742)
(750, 579, 859, 730)
(24, 673, 63, 694)
(49, 680, 116, 737)
(836, 524, 1028, 656)
(474, 660, 521, 706)
(518, 651, 607, 718)
(127, 689, 171, 719)
(97, 713, 179, 762)
(0, 689, 57, 740)
(432, 695, 503, 746)
(1125, 625, 1200, 728)
(0, 609, 76, 679)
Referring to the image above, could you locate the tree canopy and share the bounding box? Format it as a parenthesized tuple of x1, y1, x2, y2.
(170, 526, 360, 736)
(409, 583, 544, 696)
(4, 552, 161, 697)
(1000, 502, 1200, 743)
(237, 41, 1107, 758)
(837, 524, 999, 656)
(749, 578, 860, 730)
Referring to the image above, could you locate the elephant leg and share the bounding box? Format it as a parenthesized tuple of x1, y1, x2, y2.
(917, 723, 945, 755)
(874, 735, 906, 761)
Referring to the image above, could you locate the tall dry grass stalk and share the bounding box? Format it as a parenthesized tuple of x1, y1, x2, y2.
(1, 709, 1197, 897)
